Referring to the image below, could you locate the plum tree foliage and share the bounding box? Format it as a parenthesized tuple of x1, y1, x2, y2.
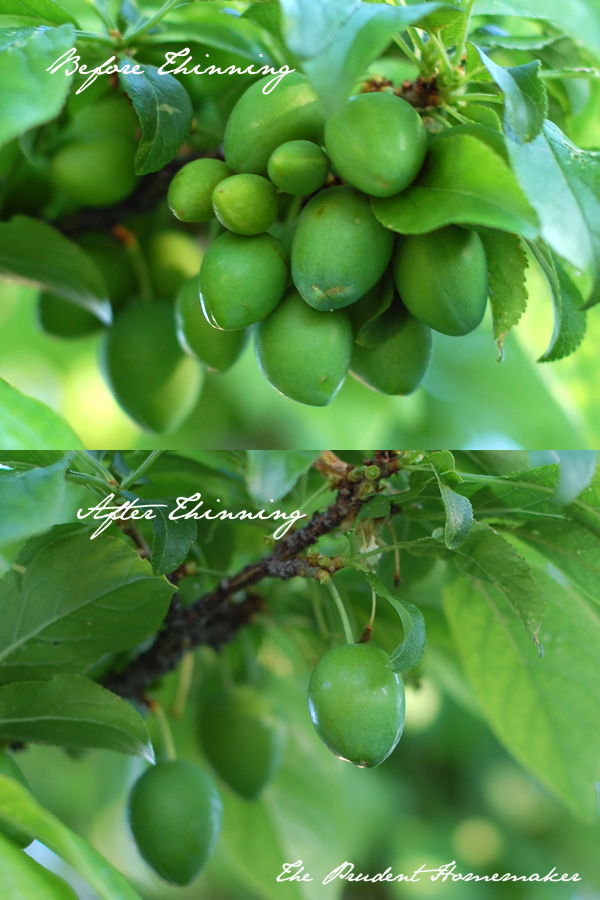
(0, 449, 598, 896)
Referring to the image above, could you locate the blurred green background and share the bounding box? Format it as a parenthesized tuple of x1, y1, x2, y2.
(1, 254, 599, 449)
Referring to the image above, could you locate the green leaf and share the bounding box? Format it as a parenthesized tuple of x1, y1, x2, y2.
(278, 0, 359, 59)
(0, 832, 79, 900)
(479, 231, 529, 358)
(417, 3, 464, 33)
(371, 134, 539, 238)
(303, 2, 443, 113)
(349, 270, 396, 349)
(507, 122, 599, 283)
(0, 533, 175, 684)
(473, 0, 600, 64)
(452, 522, 545, 640)
(147, 500, 198, 576)
(119, 65, 193, 175)
(437, 481, 473, 550)
(0, 450, 64, 467)
(14, 522, 95, 570)
(528, 239, 587, 362)
(0, 458, 68, 545)
(475, 48, 548, 143)
(0, 216, 111, 322)
(356, 494, 391, 520)
(142, 11, 283, 65)
(552, 451, 598, 508)
(0, 25, 75, 149)
(0, 674, 154, 759)
(0, 774, 143, 899)
(246, 450, 321, 504)
(0, 0, 77, 25)
(0, 378, 84, 449)
(444, 567, 600, 820)
(367, 573, 425, 672)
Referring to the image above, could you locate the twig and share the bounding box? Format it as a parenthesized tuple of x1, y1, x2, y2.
(104, 452, 401, 701)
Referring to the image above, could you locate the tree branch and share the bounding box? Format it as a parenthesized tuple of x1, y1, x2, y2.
(104, 452, 400, 701)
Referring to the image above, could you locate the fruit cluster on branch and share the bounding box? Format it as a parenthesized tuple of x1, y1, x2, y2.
(104, 451, 401, 702)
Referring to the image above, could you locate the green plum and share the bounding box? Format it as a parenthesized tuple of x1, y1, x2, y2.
(267, 140, 329, 195)
(37, 294, 103, 339)
(212, 174, 278, 235)
(101, 302, 203, 432)
(308, 643, 405, 768)
(77, 231, 137, 312)
(70, 94, 139, 142)
(50, 134, 138, 207)
(175, 277, 247, 372)
(200, 231, 288, 330)
(168, 158, 232, 222)
(324, 93, 427, 197)
(255, 288, 353, 406)
(393, 225, 488, 336)
(224, 73, 326, 175)
(146, 230, 203, 301)
(128, 761, 222, 885)
(0, 749, 33, 848)
(350, 310, 432, 395)
(291, 186, 394, 310)
(199, 685, 286, 799)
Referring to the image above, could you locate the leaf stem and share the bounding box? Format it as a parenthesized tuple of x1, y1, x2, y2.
(112, 226, 154, 304)
(453, 0, 477, 66)
(151, 701, 177, 761)
(430, 33, 453, 85)
(459, 93, 504, 103)
(120, 450, 163, 490)
(75, 30, 118, 46)
(75, 451, 113, 483)
(393, 34, 421, 68)
(327, 581, 354, 644)
(171, 652, 194, 719)
(123, 0, 185, 43)
(539, 68, 600, 80)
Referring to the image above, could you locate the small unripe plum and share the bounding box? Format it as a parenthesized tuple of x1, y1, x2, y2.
(350, 311, 432, 395)
(255, 288, 353, 406)
(128, 761, 222, 885)
(50, 134, 138, 207)
(199, 685, 286, 799)
(224, 73, 326, 175)
(101, 302, 203, 432)
(200, 231, 289, 330)
(146, 230, 203, 302)
(325, 92, 427, 197)
(291, 186, 394, 310)
(168, 158, 232, 222)
(175, 277, 247, 372)
(267, 140, 329, 195)
(393, 225, 488, 336)
(212, 174, 278, 235)
(308, 643, 405, 768)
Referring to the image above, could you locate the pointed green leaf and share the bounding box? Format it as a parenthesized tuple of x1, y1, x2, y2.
(452, 522, 545, 639)
(528, 239, 587, 362)
(0, 675, 154, 760)
(444, 567, 600, 820)
(246, 450, 320, 504)
(0, 533, 175, 684)
(1, 0, 77, 25)
(438, 482, 474, 550)
(0, 25, 75, 148)
(279, 0, 360, 59)
(0, 832, 79, 900)
(120, 65, 193, 175)
(0, 458, 68, 544)
(0, 217, 111, 322)
(476, 48, 548, 143)
(479, 231, 528, 357)
(371, 134, 539, 237)
(0, 379, 83, 449)
(0, 451, 64, 467)
(0, 774, 143, 899)
(367, 573, 425, 672)
(356, 494, 391, 521)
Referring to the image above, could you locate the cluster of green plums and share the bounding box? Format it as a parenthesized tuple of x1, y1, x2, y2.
(167, 72, 490, 407)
